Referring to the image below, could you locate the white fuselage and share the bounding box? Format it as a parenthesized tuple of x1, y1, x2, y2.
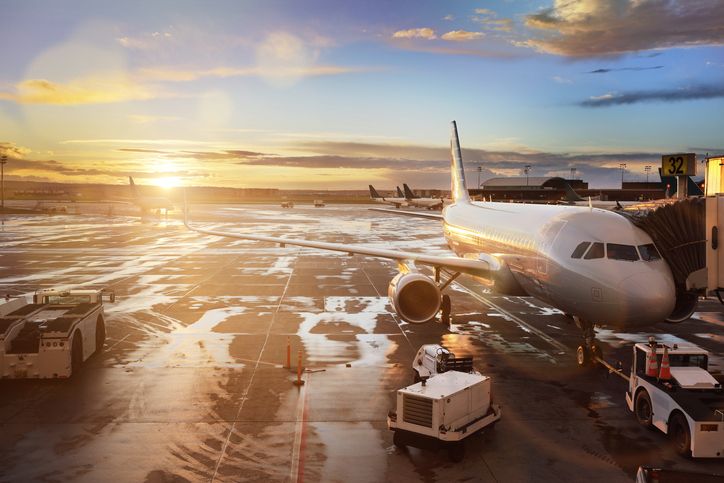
(406, 198, 444, 209)
(442, 200, 676, 328)
(372, 197, 408, 208)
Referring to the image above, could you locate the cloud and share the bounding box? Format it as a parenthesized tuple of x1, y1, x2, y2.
(524, 0, 724, 57)
(0, 142, 32, 159)
(441, 31, 485, 42)
(588, 66, 664, 74)
(0, 76, 158, 105)
(392, 28, 437, 40)
(474, 8, 495, 16)
(138, 65, 368, 82)
(552, 76, 572, 84)
(128, 114, 182, 124)
(443, 14, 454, 21)
(581, 84, 724, 107)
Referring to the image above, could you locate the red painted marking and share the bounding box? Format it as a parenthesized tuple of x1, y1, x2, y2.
(297, 377, 310, 482)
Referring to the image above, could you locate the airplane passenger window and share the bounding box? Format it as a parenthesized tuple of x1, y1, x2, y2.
(570, 242, 591, 259)
(584, 242, 604, 259)
(607, 243, 639, 261)
(638, 243, 662, 261)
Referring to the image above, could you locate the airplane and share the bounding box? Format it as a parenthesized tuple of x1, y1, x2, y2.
(369, 185, 408, 209)
(561, 183, 644, 210)
(402, 183, 444, 210)
(185, 121, 695, 367)
(127, 177, 174, 215)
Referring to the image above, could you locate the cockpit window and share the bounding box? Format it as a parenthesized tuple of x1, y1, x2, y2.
(607, 243, 639, 261)
(638, 243, 661, 261)
(571, 242, 591, 259)
(584, 242, 605, 259)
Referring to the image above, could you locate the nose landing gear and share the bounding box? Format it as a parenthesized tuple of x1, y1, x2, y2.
(574, 316, 602, 367)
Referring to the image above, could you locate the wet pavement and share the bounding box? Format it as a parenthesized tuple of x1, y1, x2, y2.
(0, 204, 723, 482)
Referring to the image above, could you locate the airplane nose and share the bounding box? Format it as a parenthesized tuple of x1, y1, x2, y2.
(617, 272, 676, 326)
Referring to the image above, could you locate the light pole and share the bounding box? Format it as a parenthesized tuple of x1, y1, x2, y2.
(644, 165, 651, 183)
(477, 165, 482, 189)
(0, 155, 7, 211)
(524, 164, 531, 186)
(570, 167, 576, 180)
(619, 163, 627, 187)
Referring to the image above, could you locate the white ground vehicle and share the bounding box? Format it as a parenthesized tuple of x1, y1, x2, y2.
(389, 345, 501, 461)
(0, 288, 114, 379)
(313, 199, 325, 207)
(411, 344, 475, 382)
(625, 339, 724, 458)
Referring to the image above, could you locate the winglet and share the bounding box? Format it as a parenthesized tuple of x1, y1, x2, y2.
(450, 121, 471, 203)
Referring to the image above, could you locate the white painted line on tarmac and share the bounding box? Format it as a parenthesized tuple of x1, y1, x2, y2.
(453, 281, 569, 354)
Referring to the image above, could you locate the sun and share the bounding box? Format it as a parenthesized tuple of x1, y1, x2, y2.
(153, 176, 181, 189)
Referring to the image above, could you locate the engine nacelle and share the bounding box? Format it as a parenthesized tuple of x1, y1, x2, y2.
(388, 272, 441, 324)
(665, 290, 698, 324)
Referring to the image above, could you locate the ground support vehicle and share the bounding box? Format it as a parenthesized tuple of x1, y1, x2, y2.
(625, 339, 724, 458)
(0, 288, 113, 379)
(313, 199, 325, 207)
(411, 344, 475, 382)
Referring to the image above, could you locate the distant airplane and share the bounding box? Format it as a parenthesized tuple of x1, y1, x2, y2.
(658, 169, 704, 197)
(127, 177, 174, 215)
(402, 183, 444, 210)
(186, 121, 695, 367)
(562, 183, 635, 210)
(396, 186, 404, 198)
(369, 185, 408, 209)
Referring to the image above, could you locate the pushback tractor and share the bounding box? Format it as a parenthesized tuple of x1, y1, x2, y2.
(0, 288, 114, 379)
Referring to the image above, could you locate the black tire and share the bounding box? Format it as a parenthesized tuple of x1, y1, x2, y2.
(71, 331, 83, 375)
(634, 390, 653, 427)
(447, 441, 465, 462)
(576, 345, 590, 367)
(392, 431, 406, 448)
(669, 412, 692, 457)
(440, 294, 451, 325)
(95, 316, 106, 353)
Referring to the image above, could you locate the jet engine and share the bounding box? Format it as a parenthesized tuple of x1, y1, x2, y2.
(388, 272, 441, 324)
(665, 290, 698, 323)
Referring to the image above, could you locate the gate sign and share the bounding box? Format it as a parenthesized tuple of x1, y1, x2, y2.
(661, 153, 696, 176)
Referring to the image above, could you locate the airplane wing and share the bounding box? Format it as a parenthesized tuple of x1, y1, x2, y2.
(183, 208, 493, 278)
(369, 207, 443, 220)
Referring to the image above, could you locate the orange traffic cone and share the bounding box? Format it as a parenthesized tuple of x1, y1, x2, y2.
(659, 347, 671, 380)
(646, 349, 659, 377)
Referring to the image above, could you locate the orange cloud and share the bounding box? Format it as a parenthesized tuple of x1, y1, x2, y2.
(441, 30, 485, 42)
(0, 76, 158, 105)
(392, 28, 437, 40)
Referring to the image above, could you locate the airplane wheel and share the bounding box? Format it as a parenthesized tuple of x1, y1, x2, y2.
(440, 295, 451, 325)
(634, 390, 653, 427)
(669, 412, 692, 457)
(392, 431, 406, 448)
(576, 345, 590, 367)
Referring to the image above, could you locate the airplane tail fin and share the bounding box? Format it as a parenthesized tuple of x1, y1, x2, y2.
(129, 176, 139, 199)
(450, 121, 471, 203)
(563, 182, 585, 202)
(403, 183, 417, 199)
(369, 185, 382, 199)
(396, 186, 404, 198)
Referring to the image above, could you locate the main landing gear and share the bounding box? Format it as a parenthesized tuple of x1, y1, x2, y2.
(573, 316, 602, 367)
(433, 267, 460, 326)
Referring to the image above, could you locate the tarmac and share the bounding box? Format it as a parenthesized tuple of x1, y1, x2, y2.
(0, 203, 723, 482)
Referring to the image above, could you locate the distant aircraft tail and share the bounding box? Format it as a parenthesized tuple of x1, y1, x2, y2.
(449, 121, 471, 203)
(403, 183, 418, 199)
(658, 168, 703, 197)
(369, 185, 382, 199)
(129, 176, 139, 199)
(563, 182, 585, 202)
(396, 186, 404, 198)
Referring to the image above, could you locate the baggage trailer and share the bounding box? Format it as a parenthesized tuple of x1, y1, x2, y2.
(388, 369, 501, 461)
(0, 288, 114, 379)
(623, 338, 724, 458)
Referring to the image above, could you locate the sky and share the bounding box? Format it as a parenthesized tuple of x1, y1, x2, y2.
(0, 0, 723, 190)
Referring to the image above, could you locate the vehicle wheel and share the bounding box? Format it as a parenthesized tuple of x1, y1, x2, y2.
(71, 331, 83, 375)
(392, 431, 406, 448)
(95, 316, 106, 353)
(440, 294, 451, 325)
(413, 369, 421, 384)
(669, 412, 692, 457)
(447, 441, 465, 462)
(576, 345, 590, 367)
(634, 390, 653, 427)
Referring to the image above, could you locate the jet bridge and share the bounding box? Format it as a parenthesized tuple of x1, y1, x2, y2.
(618, 197, 706, 322)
